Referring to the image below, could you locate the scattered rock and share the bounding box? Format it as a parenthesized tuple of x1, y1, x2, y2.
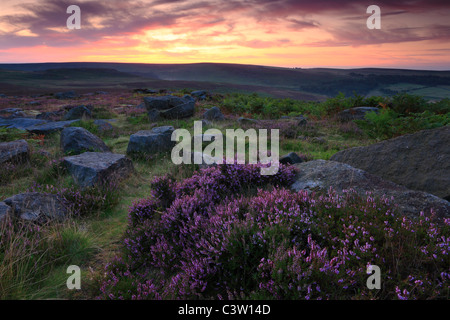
(26, 120, 78, 135)
(64, 152, 134, 188)
(134, 88, 157, 94)
(61, 127, 111, 155)
(36, 110, 65, 121)
(203, 106, 225, 121)
(330, 126, 450, 200)
(143, 95, 185, 111)
(55, 91, 78, 100)
(280, 152, 303, 165)
(238, 117, 258, 124)
(0, 140, 29, 164)
(93, 119, 114, 132)
(311, 137, 326, 144)
(0, 202, 12, 222)
(127, 126, 175, 155)
(64, 105, 92, 120)
(290, 160, 450, 218)
(191, 90, 208, 101)
(337, 107, 379, 122)
(3, 192, 69, 222)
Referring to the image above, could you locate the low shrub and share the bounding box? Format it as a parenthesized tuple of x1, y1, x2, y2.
(356, 109, 450, 140)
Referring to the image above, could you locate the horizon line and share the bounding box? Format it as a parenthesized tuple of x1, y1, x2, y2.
(0, 61, 449, 72)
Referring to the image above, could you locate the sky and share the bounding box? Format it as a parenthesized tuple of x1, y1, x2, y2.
(0, 0, 449, 69)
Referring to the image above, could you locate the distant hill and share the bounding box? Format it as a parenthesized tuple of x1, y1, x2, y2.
(0, 62, 449, 100)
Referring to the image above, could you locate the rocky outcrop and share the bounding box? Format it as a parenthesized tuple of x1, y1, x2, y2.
(0, 140, 29, 164)
(127, 126, 175, 155)
(290, 159, 450, 218)
(64, 152, 134, 188)
(60, 127, 111, 155)
(3, 192, 69, 222)
(330, 126, 450, 200)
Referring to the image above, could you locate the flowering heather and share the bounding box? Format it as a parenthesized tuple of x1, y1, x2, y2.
(98, 163, 449, 300)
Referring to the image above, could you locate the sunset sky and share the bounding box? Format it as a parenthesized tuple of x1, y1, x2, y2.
(0, 0, 449, 69)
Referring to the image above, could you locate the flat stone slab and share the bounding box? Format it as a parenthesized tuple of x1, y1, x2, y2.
(0, 118, 48, 130)
(3, 192, 69, 222)
(26, 120, 78, 135)
(0, 139, 29, 164)
(64, 152, 134, 188)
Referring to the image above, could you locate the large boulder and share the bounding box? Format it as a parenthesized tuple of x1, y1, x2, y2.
(337, 107, 379, 122)
(203, 106, 225, 121)
(26, 120, 78, 135)
(330, 126, 450, 200)
(64, 105, 92, 120)
(3, 192, 69, 222)
(127, 126, 176, 155)
(61, 127, 111, 155)
(290, 160, 450, 218)
(143, 95, 195, 119)
(0, 140, 29, 164)
(64, 152, 134, 188)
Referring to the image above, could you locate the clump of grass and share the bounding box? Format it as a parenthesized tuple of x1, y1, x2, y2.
(0, 217, 98, 299)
